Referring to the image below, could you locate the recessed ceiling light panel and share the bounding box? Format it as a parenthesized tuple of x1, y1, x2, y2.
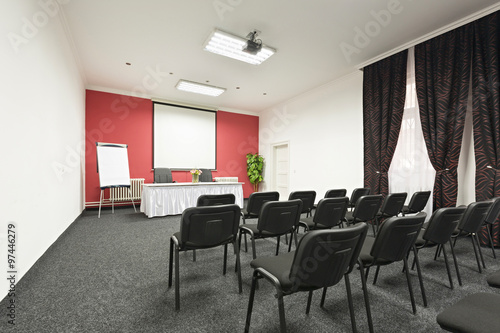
(204, 29, 275, 65)
(175, 80, 226, 97)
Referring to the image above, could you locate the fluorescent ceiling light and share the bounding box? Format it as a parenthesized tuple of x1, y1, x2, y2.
(204, 29, 276, 65)
(175, 80, 226, 97)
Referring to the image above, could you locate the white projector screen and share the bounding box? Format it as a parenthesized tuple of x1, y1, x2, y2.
(153, 102, 216, 170)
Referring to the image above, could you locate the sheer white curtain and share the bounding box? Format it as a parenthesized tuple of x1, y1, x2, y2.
(388, 47, 435, 216)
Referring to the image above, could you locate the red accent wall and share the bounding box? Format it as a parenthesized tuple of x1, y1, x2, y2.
(85, 90, 258, 205)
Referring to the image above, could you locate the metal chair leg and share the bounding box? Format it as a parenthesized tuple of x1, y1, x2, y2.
(358, 261, 374, 333)
(403, 257, 417, 314)
(345, 274, 358, 333)
(244, 271, 259, 333)
(449, 238, 462, 286)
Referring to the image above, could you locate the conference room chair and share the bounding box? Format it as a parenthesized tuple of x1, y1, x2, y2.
(436, 292, 500, 333)
(358, 212, 427, 332)
(244, 223, 369, 333)
(347, 187, 370, 211)
(451, 200, 493, 273)
(298, 197, 348, 232)
(240, 191, 280, 251)
(344, 194, 383, 228)
(199, 168, 213, 182)
(168, 204, 242, 310)
(373, 192, 407, 234)
(481, 197, 500, 259)
(413, 206, 466, 289)
(288, 190, 316, 217)
(154, 167, 175, 183)
(196, 193, 235, 207)
(401, 190, 431, 216)
(312, 188, 347, 210)
(238, 199, 302, 260)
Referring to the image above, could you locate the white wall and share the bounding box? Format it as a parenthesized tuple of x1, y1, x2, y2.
(259, 72, 364, 200)
(0, 1, 85, 297)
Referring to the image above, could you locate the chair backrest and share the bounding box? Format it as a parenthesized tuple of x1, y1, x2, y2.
(288, 191, 316, 214)
(458, 200, 493, 233)
(484, 197, 500, 225)
(349, 188, 371, 207)
(352, 194, 383, 222)
(196, 194, 236, 207)
(179, 204, 241, 247)
(423, 207, 466, 244)
(324, 189, 347, 198)
(154, 168, 173, 183)
(199, 169, 213, 182)
(407, 191, 431, 213)
(380, 192, 408, 216)
(257, 199, 303, 234)
(289, 223, 368, 289)
(246, 191, 280, 216)
(313, 197, 349, 228)
(370, 212, 426, 262)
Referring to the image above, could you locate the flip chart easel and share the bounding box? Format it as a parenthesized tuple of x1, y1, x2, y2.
(96, 142, 136, 218)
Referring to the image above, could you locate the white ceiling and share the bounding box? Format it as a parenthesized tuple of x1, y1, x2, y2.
(61, 0, 500, 113)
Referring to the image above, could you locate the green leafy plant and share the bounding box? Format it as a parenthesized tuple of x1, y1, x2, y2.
(246, 153, 264, 192)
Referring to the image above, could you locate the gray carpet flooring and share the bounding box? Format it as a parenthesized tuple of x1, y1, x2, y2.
(1, 207, 499, 332)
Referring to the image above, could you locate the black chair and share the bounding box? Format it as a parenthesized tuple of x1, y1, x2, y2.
(241, 191, 280, 251)
(358, 212, 427, 332)
(288, 190, 316, 217)
(238, 199, 303, 259)
(344, 194, 383, 227)
(245, 223, 369, 333)
(325, 188, 348, 198)
(154, 168, 175, 183)
(373, 192, 407, 234)
(482, 197, 500, 259)
(413, 206, 466, 289)
(196, 193, 235, 207)
(348, 187, 371, 210)
(168, 204, 242, 310)
(199, 169, 213, 182)
(241, 191, 280, 222)
(437, 292, 500, 332)
(299, 197, 348, 232)
(401, 191, 431, 216)
(452, 200, 493, 273)
(313, 189, 347, 210)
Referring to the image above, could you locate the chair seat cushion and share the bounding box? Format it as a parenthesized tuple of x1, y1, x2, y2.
(299, 217, 331, 230)
(487, 270, 500, 288)
(437, 292, 500, 333)
(250, 251, 296, 290)
(358, 236, 390, 266)
(240, 224, 289, 238)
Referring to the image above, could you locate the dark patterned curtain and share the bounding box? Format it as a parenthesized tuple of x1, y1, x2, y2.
(472, 11, 500, 247)
(415, 24, 472, 210)
(363, 50, 408, 196)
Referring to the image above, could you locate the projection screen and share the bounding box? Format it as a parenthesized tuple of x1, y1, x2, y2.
(153, 102, 216, 170)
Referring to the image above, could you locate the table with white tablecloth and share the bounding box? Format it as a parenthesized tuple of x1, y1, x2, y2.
(140, 182, 244, 218)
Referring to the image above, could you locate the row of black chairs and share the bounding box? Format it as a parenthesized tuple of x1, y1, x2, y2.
(167, 190, 500, 332)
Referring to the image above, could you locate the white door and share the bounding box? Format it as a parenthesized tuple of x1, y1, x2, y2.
(272, 142, 289, 200)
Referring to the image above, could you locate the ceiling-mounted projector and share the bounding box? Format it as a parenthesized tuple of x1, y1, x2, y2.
(243, 30, 262, 55)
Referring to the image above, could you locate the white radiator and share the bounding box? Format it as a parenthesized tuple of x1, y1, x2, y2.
(109, 178, 144, 201)
(214, 177, 238, 182)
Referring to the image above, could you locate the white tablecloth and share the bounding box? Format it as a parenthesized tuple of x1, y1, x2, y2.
(140, 182, 244, 217)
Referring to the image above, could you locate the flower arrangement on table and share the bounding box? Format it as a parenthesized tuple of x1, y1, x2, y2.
(190, 169, 202, 183)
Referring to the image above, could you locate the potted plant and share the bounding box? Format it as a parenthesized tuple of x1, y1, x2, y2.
(246, 153, 264, 192)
